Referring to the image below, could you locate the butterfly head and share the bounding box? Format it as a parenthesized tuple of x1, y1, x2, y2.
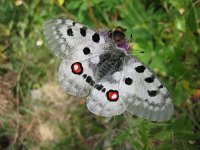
(107, 27, 131, 53)
(109, 27, 126, 44)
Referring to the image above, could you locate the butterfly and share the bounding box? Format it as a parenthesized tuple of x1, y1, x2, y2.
(43, 19, 174, 122)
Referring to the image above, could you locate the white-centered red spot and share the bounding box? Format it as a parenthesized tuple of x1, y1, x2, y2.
(106, 90, 119, 101)
(71, 62, 83, 75)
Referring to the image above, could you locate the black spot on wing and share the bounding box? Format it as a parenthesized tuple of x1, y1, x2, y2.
(95, 84, 103, 90)
(83, 74, 87, 78)
(101, 88, 106, 93)
(92, 33, 100, 43)
(80, 27, 86, 37)
(159, 85, 163, 88)
(125, 77, 133, 85)
(90, 80, 95, 86)
(83, 47, 90, 55)
(84, 75, 95, 86)
(145, 75, 155, 83)
(135, 65, 146, 73)
(86, 76, 92, 83)
(72, 22, 76, 26)
(148, 90, 157, 97)
(67, 28, 73, 36)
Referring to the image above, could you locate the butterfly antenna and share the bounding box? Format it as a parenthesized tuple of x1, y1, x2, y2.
(132, 49, 145, 54)
(129, 34, 133, 43)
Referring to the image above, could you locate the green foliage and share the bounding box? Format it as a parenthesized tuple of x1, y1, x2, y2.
(0, 0, 200, 149)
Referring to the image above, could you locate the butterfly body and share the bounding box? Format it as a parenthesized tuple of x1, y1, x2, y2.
(95, 49, 125, 79)
(43, 19, 174, 122)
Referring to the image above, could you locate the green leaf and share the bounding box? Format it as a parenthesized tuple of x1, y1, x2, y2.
(175, 15, 185, 32)
(186, 3, 197, 32)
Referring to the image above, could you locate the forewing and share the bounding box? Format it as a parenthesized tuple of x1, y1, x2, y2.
(43, 19, 110, 61)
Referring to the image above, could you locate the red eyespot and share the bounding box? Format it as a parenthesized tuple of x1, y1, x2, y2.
(106, 90, 119, 101)
(71, 62, 83, 75)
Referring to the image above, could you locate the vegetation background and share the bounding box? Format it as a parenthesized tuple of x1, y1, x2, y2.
(0, 0, 200, 149)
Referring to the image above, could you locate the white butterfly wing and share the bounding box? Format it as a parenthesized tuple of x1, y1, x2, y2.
(120, 57, 174, 122)
(59, 58, 95, 97)
(86, 70, 127, 117)
(43, 19, 110, 61)
(87, 56, 173, 121)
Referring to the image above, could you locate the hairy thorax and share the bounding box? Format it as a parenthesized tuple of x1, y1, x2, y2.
(95, 48, 126, 79)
